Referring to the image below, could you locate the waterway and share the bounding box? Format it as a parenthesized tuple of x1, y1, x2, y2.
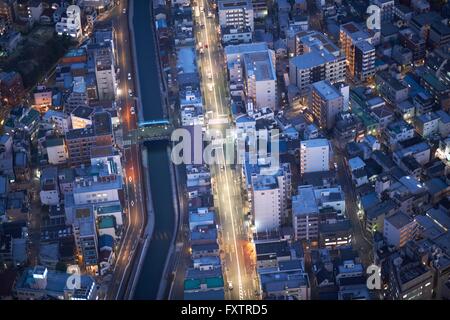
(132, 0, 176, 300)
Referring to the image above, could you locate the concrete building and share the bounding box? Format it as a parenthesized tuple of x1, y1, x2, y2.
(387, 253, 434, 300)
(40, 167, 60, 206)
(65, 112, 113, 167)
(65, 76, 89, 114)
(72, 206, 98, 272)
(221, 26, 252, 45)
(218, 0, 254, 32)
(339, 22, 376, 82)
(289, 48, 346, 93)
(300, 139, 330, 175)
(225, 43, 276, 110)
(55, 5, 82, 38)
(292, 185, 346, 240)
(243, 50, 277, 110)
(414, 112, 440, 138)
(72, 175, 122, 206)
(42, 110, 71, 134)
(252, 175, 281, 233)
(46, 137, 69, 165)
(383, 211, 417, 248)
(310, 80, 344, 130)
(93, 44, 117, 101)
(15, 266, 97, 300)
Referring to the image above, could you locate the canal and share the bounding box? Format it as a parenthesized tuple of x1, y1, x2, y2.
(132, 0, 176, 300)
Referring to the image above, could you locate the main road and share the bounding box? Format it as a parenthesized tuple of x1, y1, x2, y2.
(195, 0, 258, 300)
(104, 0, 147, 300)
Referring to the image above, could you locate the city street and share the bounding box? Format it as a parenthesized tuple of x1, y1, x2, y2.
(333, 145, 373, 267)
(195, 0, 258, 300)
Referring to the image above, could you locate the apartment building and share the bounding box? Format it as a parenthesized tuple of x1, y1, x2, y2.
(339, 22, 376, 82)
(218, 0, 254, 32)
(300, 139, 330, 175)
(310, 80, 344, 130)
(289, 32, 346, 93)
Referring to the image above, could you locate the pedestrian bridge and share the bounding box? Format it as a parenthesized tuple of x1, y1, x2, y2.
(134, 119, 175, 142)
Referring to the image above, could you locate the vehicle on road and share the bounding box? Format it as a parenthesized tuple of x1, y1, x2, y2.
(207, 71, 212, 79)
(208, 83, 213, 91)
(200, 6, 204, 11)
(128, 73, 132, 80)
(130, 107, 136, 115)
(123, 8, 126, 14)
(228, 281, 233, 291)
(128, 89, 133, 97)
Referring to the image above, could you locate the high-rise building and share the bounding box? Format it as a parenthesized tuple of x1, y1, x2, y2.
(310, 80, 344, 130)
(218, 0, 254, 32)
(72, 206, 99, 272)
(289, 32, 346, 93)
(243, 51, 277, 110)
(383, 211, 417, 248)
(225, 43, 277, 110)
(340, 22, 376, 82)
(94, 44, 117, 101)
(252, 175, 281, 233)
(300, 139, 330, 175)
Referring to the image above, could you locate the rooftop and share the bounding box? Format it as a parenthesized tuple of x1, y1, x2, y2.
(312, 80, 341, 101)
(386, 211, 414, 229)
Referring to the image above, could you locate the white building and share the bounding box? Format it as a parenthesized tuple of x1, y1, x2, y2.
(252, 175, 281, 233)
(55, 5, 82, 38)
(218, 0, 254, 32)
(310, 80, 344, 130)
(73, 175, 122, 205)
(225, 43, 277, 110)
(384, 211, 417, 248)
(243, 51, 277, 110)
(414, 112, 440, 138)
(46, 138, 68, 165)
(300, 139, 330, 175)
(42, 110, 71, 134)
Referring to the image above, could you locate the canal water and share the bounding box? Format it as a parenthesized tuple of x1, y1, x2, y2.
(132, 0, 176, 300)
